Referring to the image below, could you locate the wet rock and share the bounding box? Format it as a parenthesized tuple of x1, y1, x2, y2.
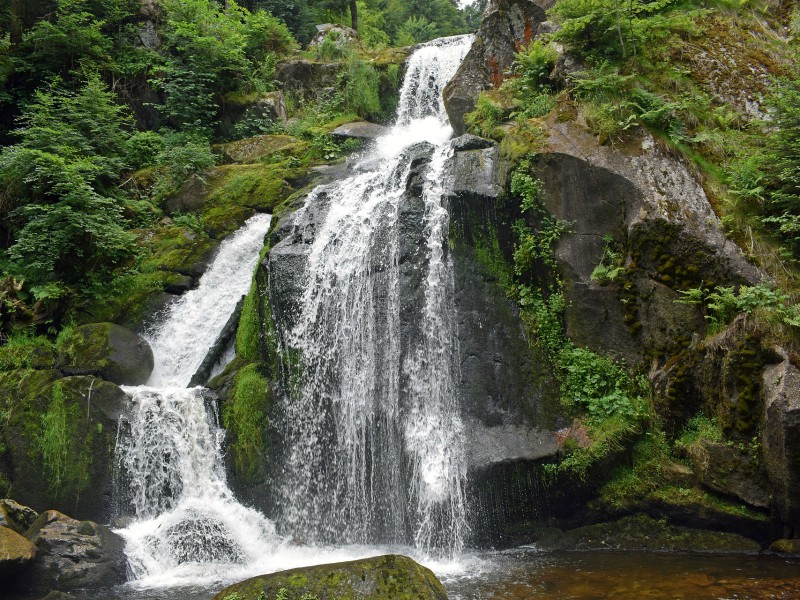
(213, 554, 448, 600)
(14, 511, 126, 594)
(444, 0, 555, 135)
(0, 499, 39, 534)
(57, 322, 154, 385)
(762, 358, 800, 535)
(332, 121, 388, 140)
(0, 525, 37, 579)
(541, 513, 762, 554)
(450, 133, 494, 152)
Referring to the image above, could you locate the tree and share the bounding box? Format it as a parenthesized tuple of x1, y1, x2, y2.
(0, 74, 135, 292)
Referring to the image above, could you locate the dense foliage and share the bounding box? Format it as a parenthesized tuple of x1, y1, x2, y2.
(0, 0, 477, 336)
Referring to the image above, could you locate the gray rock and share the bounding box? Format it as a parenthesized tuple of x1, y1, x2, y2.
(687, 441, 770, 509)
(763, 359, 800, 534)
(0, 525, 37, 579)
(57, 322, 154, 386)
(138, 20, 160, 49)
(308, 23, 358, 49)
(332, 121, 388, 140)
(450, 133, 495, 152)
(276, 60, 341, 102)
(15, 511, 126, 594)
(213, 555, 447, 600)
(444, 0, 555, 135)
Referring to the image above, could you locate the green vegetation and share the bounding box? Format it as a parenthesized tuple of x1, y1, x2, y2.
(506, 159, 649, 479)
(222, 363, 271, 481)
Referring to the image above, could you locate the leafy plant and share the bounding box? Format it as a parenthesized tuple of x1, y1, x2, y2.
(591, 234, 625, 284)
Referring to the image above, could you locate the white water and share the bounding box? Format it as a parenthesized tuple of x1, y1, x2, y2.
(146, 213, 272, 387)
(115, 214, 276, 587)
(113, 35, 475, 591)
(277, 34, 472, 556)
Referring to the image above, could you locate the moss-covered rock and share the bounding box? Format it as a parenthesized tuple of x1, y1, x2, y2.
(541, 513, 761, 554)
(0, 499, 39, 534)
(769, 538, 800, 555)
(0, 371, 125, 520)
(57, 322, 154, 385)
(212, 554, 448, 600)
(0, 525, 37, 579)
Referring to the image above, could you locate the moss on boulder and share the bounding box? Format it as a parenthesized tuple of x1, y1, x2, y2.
(542, 513, 761, 554)
(0, 371, 125, 520)
(57, 322, 154, 386)
(213, 554, 448, 600)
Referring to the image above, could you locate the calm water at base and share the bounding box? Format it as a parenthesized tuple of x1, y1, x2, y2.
(443, 548, 800, 600)
(66, 548, 800, 600)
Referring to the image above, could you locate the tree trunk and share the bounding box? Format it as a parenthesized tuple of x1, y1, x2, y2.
(349, 0, 358, 32)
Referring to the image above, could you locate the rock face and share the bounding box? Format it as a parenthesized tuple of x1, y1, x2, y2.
(212, 555, 448, 600)
(0, 525, 37, 579)
(13, 510, 126, 594)
(308, 23, 358, 49)
(57, 322, 154, 385)
(533, 123, 765, 367)
(443, 0, 555, 135)
(762, 359, 800, 536)
(0, 370, 126, 520)
(276, 60, 341, 101)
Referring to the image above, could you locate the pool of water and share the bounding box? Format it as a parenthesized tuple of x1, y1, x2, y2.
(58, 546, 800, 600)
(442, 547, 800, 599)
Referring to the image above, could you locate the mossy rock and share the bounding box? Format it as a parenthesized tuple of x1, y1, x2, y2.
(140, 225, 218, 277)
(769, 538, 800, 555)
(541, 513, 761, 554)
(213, 555, 448, 600)
(216, 134, 302, 164)
(57, 322, 154, 386)
(0, 372, 125, 520)
(0, 525, 37, 579)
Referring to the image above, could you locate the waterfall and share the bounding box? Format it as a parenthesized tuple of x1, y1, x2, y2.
(275, 35, 472, 555)
(115, 214, 278, 587)
(113, 34, 474, 591)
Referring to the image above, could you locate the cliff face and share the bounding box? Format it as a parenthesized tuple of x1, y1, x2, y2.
(443, 0, 556, 135)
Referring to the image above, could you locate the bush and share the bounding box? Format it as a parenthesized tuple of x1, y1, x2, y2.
(339, 59, 382, 120)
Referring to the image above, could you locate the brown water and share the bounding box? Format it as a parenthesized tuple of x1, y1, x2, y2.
(443, 548, 800, 599)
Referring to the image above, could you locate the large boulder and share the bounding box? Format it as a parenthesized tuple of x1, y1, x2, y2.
(762, 358, 800, 536)
(57, 322, 154, 385)
(531, 122, 765, 367)
(13, 511, 126, 594)
(212, 555, 448, 600)
(0, 371, 126, 521)
(0, 525, 37, 579)
(443, 0, 555, 135)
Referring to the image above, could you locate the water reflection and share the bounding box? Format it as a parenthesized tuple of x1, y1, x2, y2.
(443, 548, 800, 599)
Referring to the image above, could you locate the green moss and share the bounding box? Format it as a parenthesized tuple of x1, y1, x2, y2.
(222, 363, 271, 481)
(0, 333, 55, 372)
(650, 485, 770, 522)
(36, 380, 94, 499)
(236, 281, 262, 364)
(472, 226, 515, 291)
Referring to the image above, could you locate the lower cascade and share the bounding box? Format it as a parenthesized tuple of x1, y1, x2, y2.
(113, 35, 474, 588)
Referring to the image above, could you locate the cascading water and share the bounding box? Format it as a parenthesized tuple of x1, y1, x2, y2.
(115, 214, 281, 587)
(275, 34, 473, 556)
(112, 35, 475, 592)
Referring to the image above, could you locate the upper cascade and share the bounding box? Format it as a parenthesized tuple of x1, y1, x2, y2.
(271, 34, 473, 556)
